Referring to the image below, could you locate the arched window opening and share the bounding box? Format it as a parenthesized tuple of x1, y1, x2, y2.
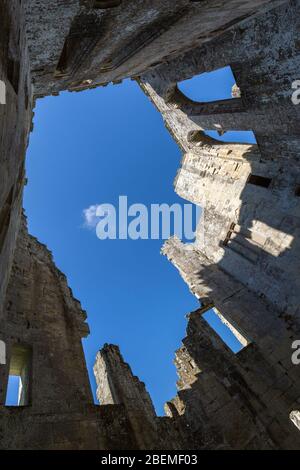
(202, 306, 250, 354)
(178, 66, 237, 103)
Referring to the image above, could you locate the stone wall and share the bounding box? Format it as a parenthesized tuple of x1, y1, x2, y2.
(140, 0, 300, 449)
(0, 0, 33, 318)
(24, 0, 281, 96)
(94, 345, 167, 449)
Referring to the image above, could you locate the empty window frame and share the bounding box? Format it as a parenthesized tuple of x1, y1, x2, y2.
(177, 66, 237, 103)
(5, 344, 32, 407)
(247, 174, 272, 189)
(202, 306, 250, 354)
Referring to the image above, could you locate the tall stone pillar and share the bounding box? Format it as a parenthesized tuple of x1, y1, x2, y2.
(94, 344, 158, 449)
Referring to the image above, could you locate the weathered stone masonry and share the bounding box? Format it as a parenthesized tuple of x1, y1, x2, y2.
(0, 0, 300, 449)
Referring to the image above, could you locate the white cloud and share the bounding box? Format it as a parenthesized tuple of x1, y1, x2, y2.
(82, 204, 101, 229)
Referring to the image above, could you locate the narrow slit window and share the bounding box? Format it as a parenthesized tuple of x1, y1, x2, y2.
(5, 344, 32, 407)
(178, 66, 236, 102)
(203, 307, 250, 354)
(247, 174, 271, 189)
(295, 185, 300, 197)
(0, 340, 5, 365)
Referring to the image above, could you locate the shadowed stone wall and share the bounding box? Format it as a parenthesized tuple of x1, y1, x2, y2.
(0, 217, 141, 450)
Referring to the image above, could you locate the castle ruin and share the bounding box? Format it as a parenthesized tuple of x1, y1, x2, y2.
(0, 0, 300, 450)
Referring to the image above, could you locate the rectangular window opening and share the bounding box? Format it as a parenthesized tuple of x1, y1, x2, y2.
(5, 344, 32, 407)
(295, 185, 300, 197)
(290, 410, 300, 431)
(203, 307, 250, 354)
(223, 222, 262, 264)
(247, 174, 271, 189)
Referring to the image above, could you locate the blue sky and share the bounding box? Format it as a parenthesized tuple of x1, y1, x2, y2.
(7, 67, 255, 412)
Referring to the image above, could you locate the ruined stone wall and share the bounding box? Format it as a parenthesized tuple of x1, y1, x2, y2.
(139, 0, 300, 449)
(0, 0, 33, 317)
